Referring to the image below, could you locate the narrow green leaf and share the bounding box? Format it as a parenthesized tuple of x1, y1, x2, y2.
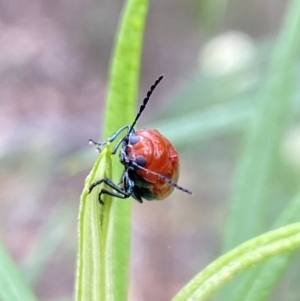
(233, 191, 300, 301)
(104, 0, 150, 138)
(76, 145, 113, 301)
(101, 0, 150, 299)
(76, 0, 150, 300)
(0, 241, 38, 301)
(220, 1, 300, 298)
(171, 222, 300, 301)
(223, 0, 300, 251)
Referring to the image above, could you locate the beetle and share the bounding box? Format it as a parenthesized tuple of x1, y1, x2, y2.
(89, 75, 192, 204)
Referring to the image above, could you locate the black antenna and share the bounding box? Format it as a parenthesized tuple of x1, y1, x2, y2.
(128, 75, 164, 134)
(132, 162, 192, 195)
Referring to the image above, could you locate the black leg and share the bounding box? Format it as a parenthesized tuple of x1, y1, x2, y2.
(89, 177, 132, 205)
(89, 125, 131, 153)
(111, 137, 126, 154)
(98, 188, 131, 205)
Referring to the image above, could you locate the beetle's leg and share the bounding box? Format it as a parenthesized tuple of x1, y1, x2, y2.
(89, 125, 131, 152)
(111, 136, 126, 154)
(89, 175, 134, 205)
(98, 188, 131, 204)
(111, 128, 137, 154)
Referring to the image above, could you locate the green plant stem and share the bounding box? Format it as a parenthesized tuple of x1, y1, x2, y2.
(233, 191, 300, 301)
(76, 0, 150, 301)
(172, 223, 300, 301)
(101, 0, 150, 299)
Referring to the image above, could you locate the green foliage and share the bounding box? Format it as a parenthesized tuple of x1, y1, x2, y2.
(76, 145, 113, 301)
(0, 242, 38, 301)
(76, 0, 150, 301)
(1, 0, 300, 301)
(223, 0, 300, 252)
(172, 223, 300, 301)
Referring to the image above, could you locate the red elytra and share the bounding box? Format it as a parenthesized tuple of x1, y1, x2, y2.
(88, 75, 192, 204)
(126, 128, 179, 200)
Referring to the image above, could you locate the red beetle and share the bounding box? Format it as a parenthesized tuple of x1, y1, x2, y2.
(89, 75, 192, 204)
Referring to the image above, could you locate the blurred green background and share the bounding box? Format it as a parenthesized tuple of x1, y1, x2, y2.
(1, 0, 300, 300)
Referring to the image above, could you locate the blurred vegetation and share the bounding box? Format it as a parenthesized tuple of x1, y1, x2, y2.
(0, 0, 300, 301)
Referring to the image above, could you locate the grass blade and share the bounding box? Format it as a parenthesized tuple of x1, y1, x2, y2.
(171, 223, 300, 301)
(0, 241, 38, 301)
(233, 191, 300, 301)
(76, 146, 113, 301)
(220, 0, 300, 298)
(223, 0, 300, 251)
(75, 0, 150, 300)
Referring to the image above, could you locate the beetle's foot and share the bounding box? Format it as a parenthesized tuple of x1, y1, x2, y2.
(88, 182, 97, 193)
(89, 139, 107, 152)
(99, 195, 104, 205)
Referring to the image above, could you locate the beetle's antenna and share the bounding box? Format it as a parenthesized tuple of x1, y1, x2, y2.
(128, 75, 164, 135)
(132, 162, 192, 195)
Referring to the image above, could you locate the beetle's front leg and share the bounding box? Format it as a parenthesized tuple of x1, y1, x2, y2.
(89, 125, 131, 153)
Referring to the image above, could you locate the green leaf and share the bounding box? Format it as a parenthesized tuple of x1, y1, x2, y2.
(219, 0, 300, 298)
(0, 241, 38, 301)
(76, 144, 113, 301)
(233, 191, 300, 301)
(104, 0, 150, 138)
(171, 222, 300, 301)
(223, 0, 300, 251)
(75, 0, 150, 300)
